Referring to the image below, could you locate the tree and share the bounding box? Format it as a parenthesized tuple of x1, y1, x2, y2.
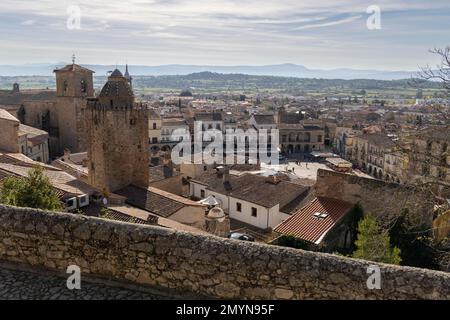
(0, 166, 62, 211)
(416, 88, 424, 99)
(352, 214, 402, 265)
(179, 89, 193, 97)
(418, 47, 450, 122)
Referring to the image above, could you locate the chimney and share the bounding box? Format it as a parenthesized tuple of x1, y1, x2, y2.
(267, 174, 280, 185)
(163, 151, 174, 178)
(12, 83, 20, 93)
(222, 166, 230, 184)
(63, 148, 71, 162)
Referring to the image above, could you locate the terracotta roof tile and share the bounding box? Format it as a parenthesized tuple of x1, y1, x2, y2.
(274, 197, 354, 244)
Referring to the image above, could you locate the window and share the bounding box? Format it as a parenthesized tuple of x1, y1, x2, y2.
(80, 79, 87, 93)
(318, 135, 323, 143)
(63, 80, 68, 92)
(216, 124, 221, 130)
(152, 137, 158, 144)
(251, 207, 257, 217)
(200, 190, 205, 198)
(153, 123, 157, 130)
(236, 202, 242, 212)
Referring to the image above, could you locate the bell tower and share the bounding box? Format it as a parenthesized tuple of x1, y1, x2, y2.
(54, 55, 94, 98)
(51, 56, 95, 155)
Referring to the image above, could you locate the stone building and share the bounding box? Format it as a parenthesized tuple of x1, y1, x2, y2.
(350, 133, 396, 180)
(279, 123, 325, 155)
(406, 126, 450, 196)
(148, 109, 162, 146)
(277, 107, 325, 155)
(0, 61, 95, 158)
(18, 124, 50, 163)
(0, 109, 49, 163)
(84, 69, 149, 193)
(0, 109, 20, 153)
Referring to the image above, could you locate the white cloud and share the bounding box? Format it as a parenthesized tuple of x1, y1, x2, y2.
(1, 0, 450, 69)
(21, 19, 36, 25)
(295, 15, 363, 30)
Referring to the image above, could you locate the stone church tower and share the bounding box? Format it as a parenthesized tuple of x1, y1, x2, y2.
(53, 62, 95, 154)
(85, 69, 149, 193)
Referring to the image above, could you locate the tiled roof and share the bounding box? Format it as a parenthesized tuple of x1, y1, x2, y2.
(360, 133, 396, 148)
(99, 79, 134, 100)
(417, 126, 450, 142)
(0, 109, 19, 122)
(162, 118, 188, 127)
(274, 197, 354, 244)
(0, 91, 56, 105)
(116, 185, 186, 218)
(194, 112, 223, 121)
(53, 64, 94, 73)
(191, 171, 310, 209)
(19, 124, 48, 146)
(102, 209, 158, 225)
(253, 114, 275, 125)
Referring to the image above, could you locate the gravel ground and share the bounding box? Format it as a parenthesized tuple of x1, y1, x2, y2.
(0, 263, 179, 300)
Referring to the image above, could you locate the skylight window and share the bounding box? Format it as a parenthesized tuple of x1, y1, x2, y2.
(314, 212, 329, 219)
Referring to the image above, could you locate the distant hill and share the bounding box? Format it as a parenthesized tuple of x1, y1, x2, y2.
(0, 71, 439, 93)
(0, 63, 418, 80)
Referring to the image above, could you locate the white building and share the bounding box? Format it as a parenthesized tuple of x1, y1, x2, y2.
(189, 168, 311, 230)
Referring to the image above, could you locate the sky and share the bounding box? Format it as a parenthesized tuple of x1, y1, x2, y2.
(0, 0, 450, 70)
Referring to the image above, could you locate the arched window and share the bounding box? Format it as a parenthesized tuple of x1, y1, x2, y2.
(81, 79, 87, 93)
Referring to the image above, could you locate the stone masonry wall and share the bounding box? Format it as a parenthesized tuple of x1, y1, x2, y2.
(315, 169, 434, 225)
(0, 205, 449, 300)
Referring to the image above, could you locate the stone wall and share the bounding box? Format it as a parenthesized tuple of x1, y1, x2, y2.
(0, 117, 19, 153)
(84, 104, 149, 193)
(0, 205, 448, 300)
(315, 169, 434, 226)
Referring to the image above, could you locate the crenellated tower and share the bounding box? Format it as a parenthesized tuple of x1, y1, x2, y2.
(85, 69, 149, 193)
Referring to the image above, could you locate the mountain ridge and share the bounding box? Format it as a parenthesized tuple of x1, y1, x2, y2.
(0, 63, 418, 80)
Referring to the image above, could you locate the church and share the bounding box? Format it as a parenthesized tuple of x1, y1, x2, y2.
(0, 59, 95, 158)
(0, 59, 136, 161)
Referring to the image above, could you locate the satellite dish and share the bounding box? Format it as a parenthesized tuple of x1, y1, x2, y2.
(198, 195, 220, 207)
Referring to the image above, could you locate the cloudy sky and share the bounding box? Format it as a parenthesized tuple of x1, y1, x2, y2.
(1, 0, 449, 70)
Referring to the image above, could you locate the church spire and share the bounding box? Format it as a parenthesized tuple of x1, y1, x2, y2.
(124, 64, 132, 88)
